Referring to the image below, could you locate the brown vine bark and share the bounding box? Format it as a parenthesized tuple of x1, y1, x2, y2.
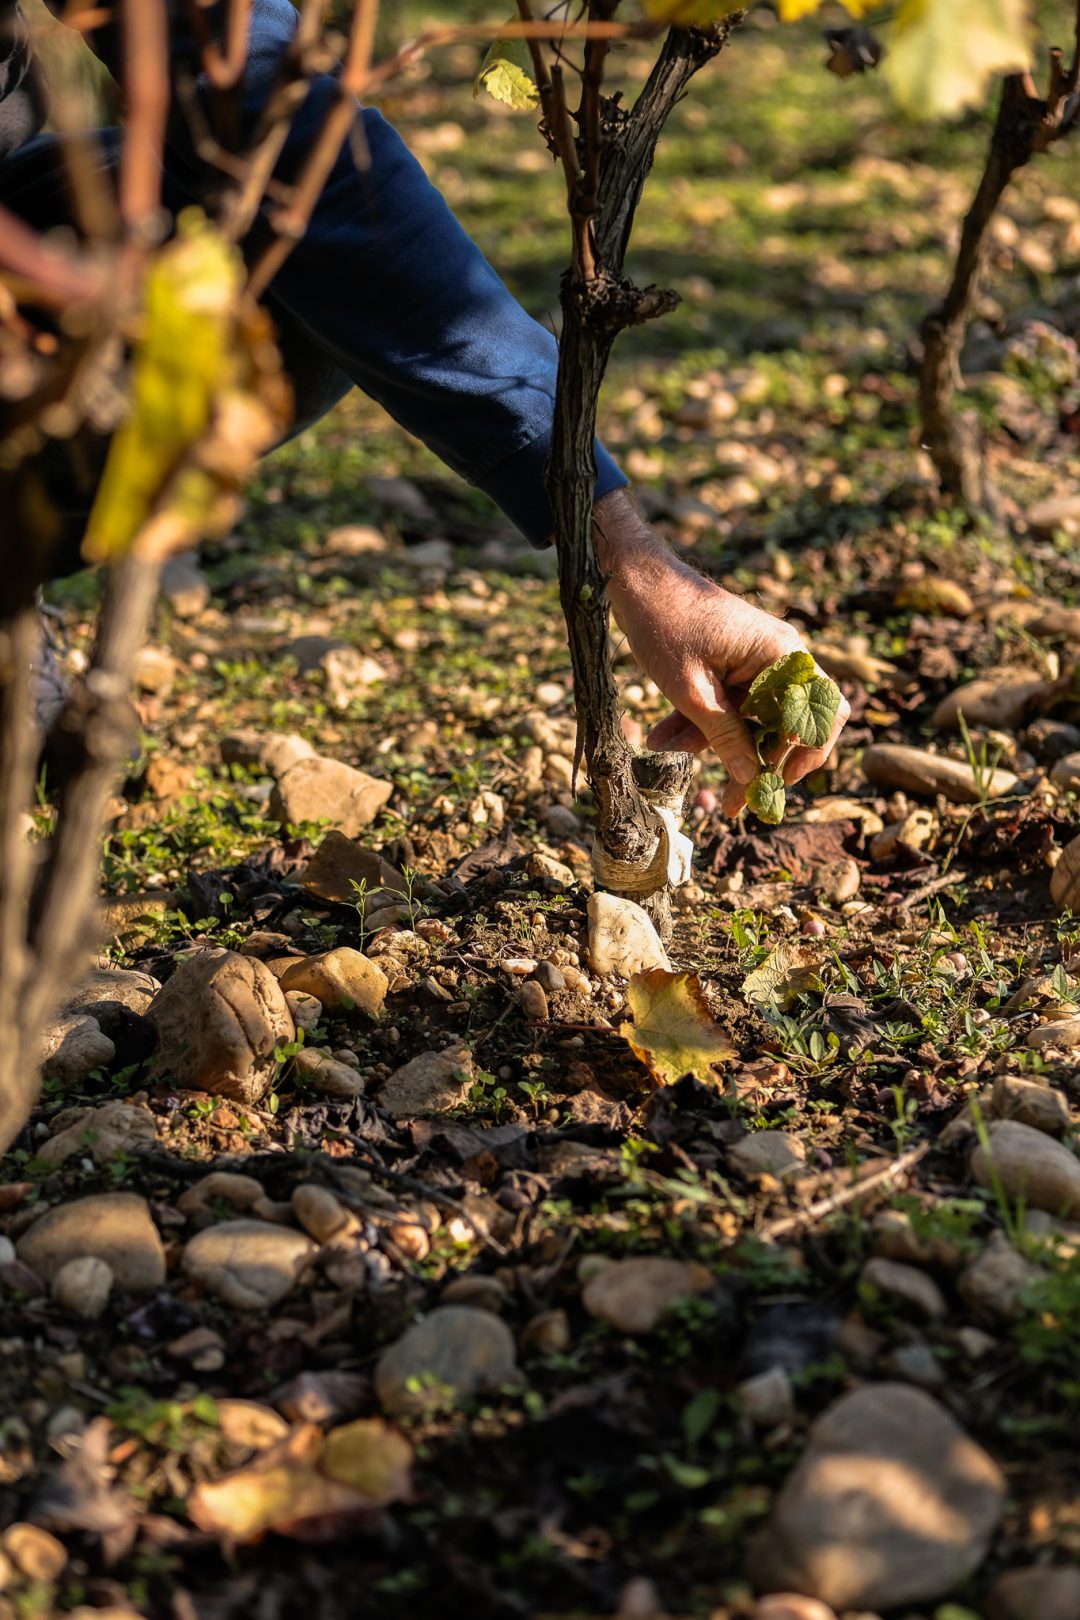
(920, 23, 1080, 510)
(546, 15, 742, 934)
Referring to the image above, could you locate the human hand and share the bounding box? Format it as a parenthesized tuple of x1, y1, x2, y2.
(595, 493, 850, 817)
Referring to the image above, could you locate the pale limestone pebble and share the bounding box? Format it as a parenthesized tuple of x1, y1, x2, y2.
(799, 797, 884, 837)
(279, 946, 388, 1015)
(101, 888, 188, 945)
(859, 1256, 947, 1321)
(1, 1523, 67, 1582)
(971, 1119, 1080, 1217)
(50, 1255, 114, 1320)
(273, 1369, 368, 1426)
(586, 892, 671, 978)
(752, 1598, 838, 1620)
(38, 1098, 157, 1167)
(870, 1207, 965, 1270)
(176, 1171, 264, 1218)
(374, 1305, 518, 1415)
(1027, 499, 1080, 546)
(869, 807, 936, 863)
(882, 1340, 945, 1390)
(990, 1073, 1071, 1135)
(65, 964, 160, 1018)
(1025, 1014, 1080, 1049)
(932, 670, 1050, 733)
(377, 1043, 474, 1118)
(737, 1366, 795, 1429)
(290, 1183, 353, 1244)
(160, 553, 211, 618)
(956, 1325, 998, 1359)
(166, 1326, 226, 1370)
(268, 755, 392, 836)
(861, 742, 1019, 804)
(293, 1045, 366, 1098)
(500, 958, 537, 977)
(814, 637, 902, 689)
(286, 990, 323, 1032)
(182, 1219, 316, 1310)
(282, 637, 386, 712)
(1050, 750, 1080, 792)
(822, 856, 860, 904)
(220, 729, 316, 780)
(441, 1275, 509, 1313)
(958, 1231, 1045, 1322)
(729, 1131, 807, 1182)
(987, 1564, 1080, 1620)
(526, 850, 576, 890)
(322, 522, 390, 556)
(521, 1308, 571, 1356)
(17, 1193, 164, 1292)
(582, 1256, 713, 1336)
(748, 1383, 1005, 1611)
(214, 1398, 290, 1451)
(299, 829, 405, 904)
(40, 1013, 114, 1083)
(146, 949, 294, 1106)
(131, 644, 178, 695)
(1051, 829, 1080, 909)
(517, 981, 550, 1022)
(67, 1610, 139, 1620)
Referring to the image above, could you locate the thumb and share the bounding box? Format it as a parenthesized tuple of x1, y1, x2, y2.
(680, 669, 758, 786)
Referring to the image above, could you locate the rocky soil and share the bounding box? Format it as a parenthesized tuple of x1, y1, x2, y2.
(9, 8, 1080, 1620)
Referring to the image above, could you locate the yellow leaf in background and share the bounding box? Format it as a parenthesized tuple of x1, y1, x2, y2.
(620, 969, 736, 1088)
(883, 0, 1033, 118)
(83, 210, 289, 566)
(641, 0, 744, 24)
(776, 0, 875, 18)
(741, 940, 825, 1012)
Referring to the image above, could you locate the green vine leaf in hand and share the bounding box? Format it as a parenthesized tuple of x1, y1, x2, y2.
(745, 770, 786, 826)
(742, 650, 840, 750)
(740, 651, 842, 825)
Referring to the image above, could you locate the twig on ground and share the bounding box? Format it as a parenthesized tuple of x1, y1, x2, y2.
(760, 1140, 931, 1241)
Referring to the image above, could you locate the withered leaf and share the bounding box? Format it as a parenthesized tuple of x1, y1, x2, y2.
(188, 1419, 412, 1544)
(742, 941, 825, 1012)
(619, 970, 736, 1088)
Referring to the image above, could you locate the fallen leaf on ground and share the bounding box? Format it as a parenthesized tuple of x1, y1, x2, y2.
(188, 1419, 412, 1543)
(619, 970, 736, 1088)
(742, 941, 826, 1011)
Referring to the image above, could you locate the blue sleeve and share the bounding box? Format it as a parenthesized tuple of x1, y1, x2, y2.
(259, 94, 627, 545)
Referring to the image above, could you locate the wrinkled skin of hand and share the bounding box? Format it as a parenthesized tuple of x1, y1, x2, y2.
(594, 490, 850, 817)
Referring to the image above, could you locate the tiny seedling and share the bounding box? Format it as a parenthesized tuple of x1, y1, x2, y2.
(740, 652, 842, 825)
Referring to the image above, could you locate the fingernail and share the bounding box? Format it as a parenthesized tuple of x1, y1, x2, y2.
(730, 758, 756, 785)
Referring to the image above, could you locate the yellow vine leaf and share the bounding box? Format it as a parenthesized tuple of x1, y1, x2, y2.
(642, 0, 872, 22)
(620, 969, 736, 1088)
(474, 30, 540, 110)
(884, 0, 1033, 118)
(83, 209, 289, 565)
(188, 1420, 413, 1543)
(776, 0, 873, 18)
(640, 0, 744, 24)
